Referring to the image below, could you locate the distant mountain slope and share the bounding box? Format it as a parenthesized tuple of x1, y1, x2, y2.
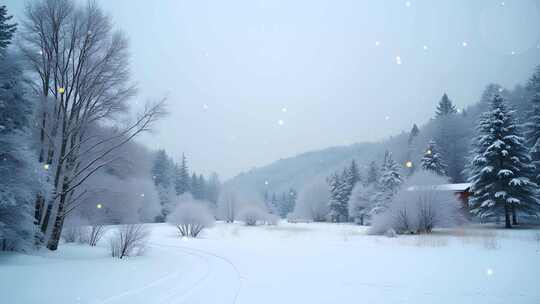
(225, 79, 534, 198)
(225, 135, 410, 195)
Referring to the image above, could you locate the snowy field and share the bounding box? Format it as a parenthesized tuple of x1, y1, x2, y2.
(1, 222, 540, 304)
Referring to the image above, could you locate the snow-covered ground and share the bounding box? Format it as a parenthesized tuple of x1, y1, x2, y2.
(1, 222, 539, 304)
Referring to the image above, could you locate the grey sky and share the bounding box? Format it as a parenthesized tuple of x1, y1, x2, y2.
(6, 0, 540, 178)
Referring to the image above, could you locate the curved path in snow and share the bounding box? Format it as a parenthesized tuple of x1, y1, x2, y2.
(97, 239, 241, 304)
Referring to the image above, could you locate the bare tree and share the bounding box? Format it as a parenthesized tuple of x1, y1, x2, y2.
(109, 224, 149, 259)
(217, 189, 240, 223)
(88, 224, 106, 246)
(19, 0, 165, 250)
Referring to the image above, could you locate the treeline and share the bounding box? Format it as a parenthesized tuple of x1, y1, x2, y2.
(150, 150, 221, 221)
(291, 65, 540, 229)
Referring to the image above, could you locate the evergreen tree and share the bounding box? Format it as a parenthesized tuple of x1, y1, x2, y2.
(198, 174, 206, 200)
(467, 95, 539, 228)
(434, 93, 469, 182)
(151, 150, 173, 189)
(174, 153, 190, 195)
(348, 160, 361, 187)
(435, 93, 457, 117)
(366, 161, 378, 185)
(421, 139, 447, 176)
(281, 188, 297, 218)
(328, 172, 349, 222)
(408, 123, 420, 145)
(206, 172, 221, 205)
(524, 65, 540, 186)
(190, 172, 200, 199)
(269, 193, 279, 215)
(0, 44, 44, 251)
(0, 5, 16, 54)
(372, 151, 403, 214)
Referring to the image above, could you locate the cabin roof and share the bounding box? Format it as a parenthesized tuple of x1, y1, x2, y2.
(406, 183, 471, 192)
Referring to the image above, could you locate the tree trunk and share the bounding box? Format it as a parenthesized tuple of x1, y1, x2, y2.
(360, 215, 364, 226)
(504, 203, 512, 228)
(511, 205, 518, 225)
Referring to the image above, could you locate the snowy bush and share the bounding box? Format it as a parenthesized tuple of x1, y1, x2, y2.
(167, 201, 215, 238)
(370, 171, 464, 235)
(384, 228, 397, 238)
(292, 179, 330, 222)
(264, 213, 280, 225)
(109, 224, 150, 259)
(348, 183, 375, 225)
(239, 206, 268, 226)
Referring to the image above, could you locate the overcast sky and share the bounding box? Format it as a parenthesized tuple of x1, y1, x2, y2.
(6, 0, 540, 178)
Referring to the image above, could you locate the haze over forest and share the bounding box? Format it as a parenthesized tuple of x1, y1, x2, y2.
(5, 0, 540, 179)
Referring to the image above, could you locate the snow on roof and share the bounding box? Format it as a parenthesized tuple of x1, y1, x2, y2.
(406, 183, 471, 192)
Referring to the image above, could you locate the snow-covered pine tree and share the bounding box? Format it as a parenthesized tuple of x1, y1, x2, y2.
(174, 153, 190, 195)
(206, 172, 221, 205)
(524, 65, 540, 186)
(467, 95, 539, 228)
(0, 5, 16, 54)
(269, 193, 279, 215)
(348, 160, 361, 187)
(435, 93, 457, 117)
(408, 123, 420, 145)
(191, 172, 200, 199)
(421, 139, 448, 176)
(198, 174, 206, 200)
(328, 172, 348, 222)
(0, 40, 45, 251)
(366, 161, 378, 185)
(151, 150, 173, 189)
(371, 151, 403, 214)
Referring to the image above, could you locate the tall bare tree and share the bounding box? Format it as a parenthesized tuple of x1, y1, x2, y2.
(19, 0, 165, 250)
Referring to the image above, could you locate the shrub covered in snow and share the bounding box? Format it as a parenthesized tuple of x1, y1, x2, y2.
(292, 178, 330, 222)
(370, 171, 464, 235)
(167, 201, 215, 238)
(239, 206, 269, 226)
(348, 183, 375, 225)
(109, 224, 149, 259)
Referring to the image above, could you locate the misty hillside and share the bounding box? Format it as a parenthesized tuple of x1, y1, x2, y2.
(225, 87, 527, 195)
(225, 128, 424, 195)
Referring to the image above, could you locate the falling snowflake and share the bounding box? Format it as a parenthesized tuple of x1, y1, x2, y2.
(501, 2, 505, 6)
(462, 41, 468, 47)
(423, 45, 428, 50)
(395, 56, 402, 65)
(385, 116, 390, 121)
(405, 1, 411, 7)
(281, 107, 287, 113)
(140, 193, 145, 197)
(278, 119, 284, 126)
(203, 104, 209, 110)
(375, 41, 380, 46)
(264, 180, 269, 185)
(510, 51, 515, 55)
(43, 164, 50, 170)
(486, 268, 494, 276)
(96, 203, 102, 209)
